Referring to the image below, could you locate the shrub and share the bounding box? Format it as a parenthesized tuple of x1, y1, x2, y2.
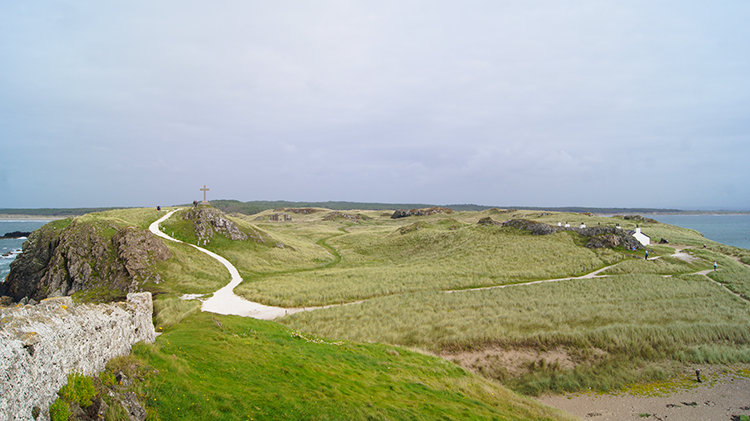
(60, 373, 96, 408)
(49, 398, 70, 421)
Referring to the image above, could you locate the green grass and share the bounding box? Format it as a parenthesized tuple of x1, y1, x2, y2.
(61, 205, 740, 402)
(139, 206, 750, 396)
(235, 223, 623, 306)
(150, 240, 230, 296)
(114, 312, 577, 420)
(160, 208, 337, 278)
(282, 273, 750, 394)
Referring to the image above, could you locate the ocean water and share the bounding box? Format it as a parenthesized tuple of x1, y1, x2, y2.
(0, 220, 50, 282)
(652, 214, 750, 251)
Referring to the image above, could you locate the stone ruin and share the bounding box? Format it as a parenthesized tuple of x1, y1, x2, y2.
(0, 293, 155, 421)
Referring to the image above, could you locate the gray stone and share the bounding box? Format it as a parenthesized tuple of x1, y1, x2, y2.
(0, 293, 155, 420)
(120, 392, 147, 421)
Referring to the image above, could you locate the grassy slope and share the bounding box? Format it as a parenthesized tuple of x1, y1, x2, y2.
(108, 312, 575, 421)
(74, 207, 572, 420)
(71, 207, 750, 405)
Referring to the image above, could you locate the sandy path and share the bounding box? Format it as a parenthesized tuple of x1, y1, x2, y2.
(149, 209, 307, 320)
(446, 263, 615, 294)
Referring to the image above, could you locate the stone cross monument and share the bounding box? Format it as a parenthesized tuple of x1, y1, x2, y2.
(200, 185, 210, 205)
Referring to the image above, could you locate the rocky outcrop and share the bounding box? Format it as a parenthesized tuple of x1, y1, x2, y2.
(1, 220, 170, 303)
(275, 208, 319, 214)
(391, 207, 453, 219)
(618, 214, 659, 224)
(477, 217, 502, 226)
(577, 226, 644, 249)
(501, 219, 559, 235)
(495, 219, 644, 249)
(1, 231, 31, 239)
(322, 212, 371, 222)
(183, 206, 255, 243)
(0, 293, 155, 421)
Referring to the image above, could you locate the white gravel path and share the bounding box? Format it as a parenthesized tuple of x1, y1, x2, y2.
(149, 209, 305, 320)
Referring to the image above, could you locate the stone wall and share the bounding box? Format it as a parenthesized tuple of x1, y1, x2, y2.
(0, 293, 155, 421)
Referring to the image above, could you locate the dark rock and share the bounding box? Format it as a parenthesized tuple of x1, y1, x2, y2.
(70, 402, 91, 421)
(183, 207, 259, 243)
(477, 217, 501, 226)
(622, 214, 658, 223)
(1, 219, 171, 303)
(115, 371, 133, 387)
(276, 208, 318, 214)
(31, 406, 41, 420)
(391, 207, 453, 219)
(502, 219, 558, 235)
(120, 392, 147, 421)
(0, 296, 13, 307)
(659, 238, 669, 244)
(1, 231, 31, 239)
(578, 226, 643, 249)
(391, 209, 411, 219)
(86, 397, 108, 419)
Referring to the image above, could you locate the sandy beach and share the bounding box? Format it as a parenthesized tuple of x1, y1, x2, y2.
(536, 365, 750, 420)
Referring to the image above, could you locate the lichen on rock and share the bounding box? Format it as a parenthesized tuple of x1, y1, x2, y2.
(0, 293, 155, 421)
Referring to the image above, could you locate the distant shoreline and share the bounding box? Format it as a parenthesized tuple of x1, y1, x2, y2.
(0, 215, 63, 221)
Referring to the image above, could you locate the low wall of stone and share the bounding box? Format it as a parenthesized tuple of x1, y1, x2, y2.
(0, 293, 155, 421)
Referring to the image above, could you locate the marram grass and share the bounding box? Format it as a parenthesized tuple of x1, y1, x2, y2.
(84, 206, 750, 398)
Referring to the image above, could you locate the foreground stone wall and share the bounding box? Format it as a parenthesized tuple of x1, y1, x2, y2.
(0, 293, 155, 421)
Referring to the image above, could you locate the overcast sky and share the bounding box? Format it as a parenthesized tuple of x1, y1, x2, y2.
(1, 1, 749, 210)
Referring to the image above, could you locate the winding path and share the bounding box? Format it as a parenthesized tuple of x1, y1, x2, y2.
(150, 212, 746, 318)
(149, 209, 306, 320)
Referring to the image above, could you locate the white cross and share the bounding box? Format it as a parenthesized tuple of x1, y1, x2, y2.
(200, 185, 210, 203)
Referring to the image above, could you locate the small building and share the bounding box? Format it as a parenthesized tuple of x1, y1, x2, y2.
(633, 227, 650, 246)
(269, 213, 292, 222)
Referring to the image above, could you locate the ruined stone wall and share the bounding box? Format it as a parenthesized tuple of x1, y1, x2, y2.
(0, 293, 155, 421)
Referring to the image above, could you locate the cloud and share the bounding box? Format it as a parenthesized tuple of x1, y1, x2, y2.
(0, 1, 748, 209)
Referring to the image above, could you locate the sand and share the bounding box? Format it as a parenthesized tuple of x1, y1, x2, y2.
(536, 366, 750, 420)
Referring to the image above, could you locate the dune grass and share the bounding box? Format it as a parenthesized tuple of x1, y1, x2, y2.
(108, 312, 576, 420)
(235, 223, 624, 306)
(140, 206, 750, 396)
(282, 273, 750, 394)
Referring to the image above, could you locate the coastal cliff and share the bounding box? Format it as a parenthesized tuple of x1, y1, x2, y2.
(0, 292, 155, 421)
(1, 219, 170, 303)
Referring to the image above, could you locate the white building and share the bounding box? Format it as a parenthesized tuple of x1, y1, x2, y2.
(633, 227, 650, 246)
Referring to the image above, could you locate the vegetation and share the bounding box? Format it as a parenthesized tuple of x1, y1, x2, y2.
(49, 373, 97, 420)
(98, 312, 576, 420)
(35, 205, 750, 419)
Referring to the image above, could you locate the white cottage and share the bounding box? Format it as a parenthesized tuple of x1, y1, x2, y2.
(633, 227, 650, 246)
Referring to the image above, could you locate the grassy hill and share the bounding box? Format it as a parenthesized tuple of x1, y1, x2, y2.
(156, 206, 750, 396)
(98, 312, 575, 420)
(35, 206, 750, 419)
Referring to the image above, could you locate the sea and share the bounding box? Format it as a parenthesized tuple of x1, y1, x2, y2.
(651, 214, 750, 251)
(0, 220, 51, 282)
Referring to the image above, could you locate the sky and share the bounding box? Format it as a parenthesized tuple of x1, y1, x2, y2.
(1, 1, 749, 210)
